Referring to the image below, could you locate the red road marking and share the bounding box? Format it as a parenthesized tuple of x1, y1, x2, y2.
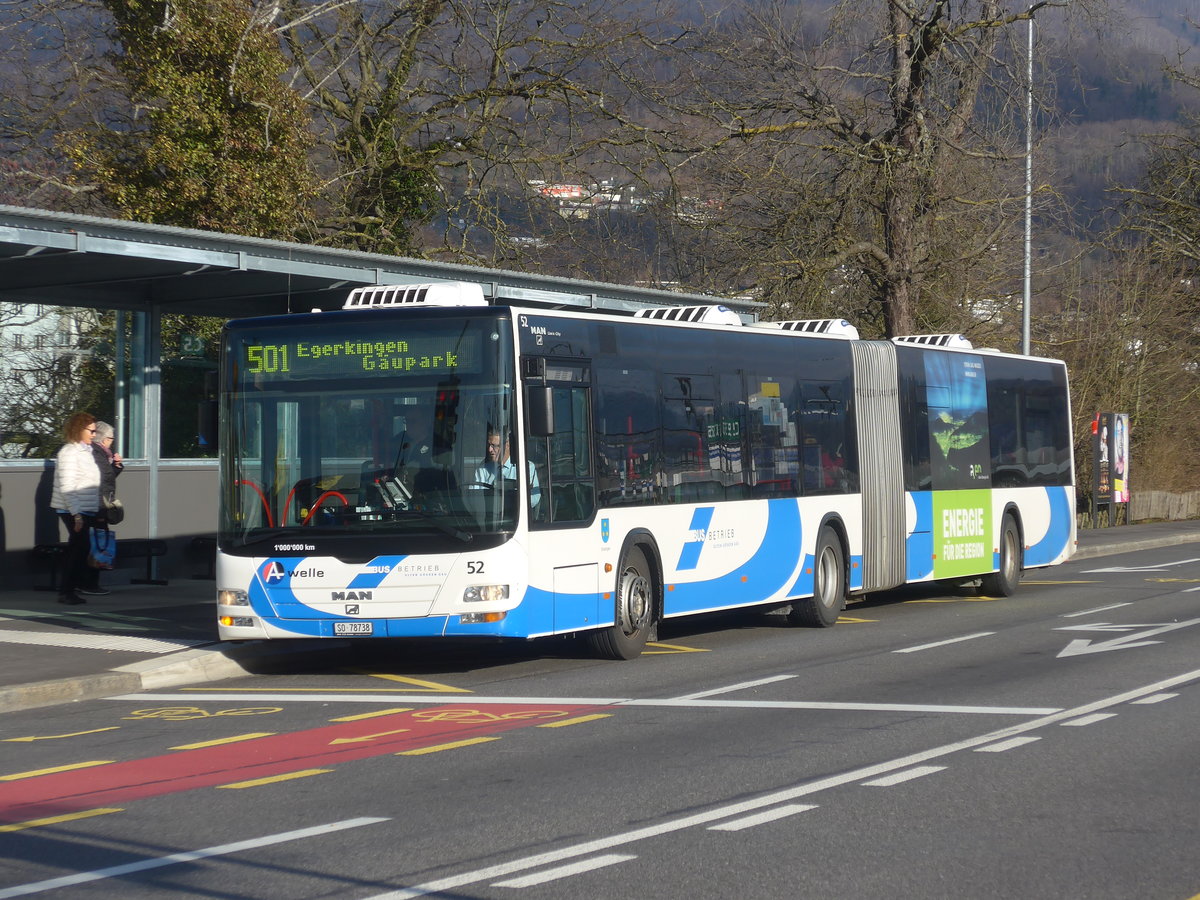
(0, 704, 610, 824)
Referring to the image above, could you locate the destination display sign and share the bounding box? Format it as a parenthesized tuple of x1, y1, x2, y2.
(232, 326, 486, 383)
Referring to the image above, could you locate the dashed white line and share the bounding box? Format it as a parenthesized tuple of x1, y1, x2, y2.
(974, 736, 1042, 753)
(1131, 693, 1178, 704)
(492, 854, 636, 888)
(708, 804, 818, 832)
(1062, 603, 1132, 618)
(892, 632, 995, 654)
(861, 765, 946, 787)
(675, 674, 797, 700)
(1060, 712, 1117, 727)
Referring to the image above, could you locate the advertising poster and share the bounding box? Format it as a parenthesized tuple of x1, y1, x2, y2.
(1093, 412, 1112, 503)
(924, 352, 993, 578)
(1113, 413, 1130, 503)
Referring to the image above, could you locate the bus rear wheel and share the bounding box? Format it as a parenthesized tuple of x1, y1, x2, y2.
(787, 527, 846, 628)
(588, 546, 656, 660)
(980, 514, 1022, 597)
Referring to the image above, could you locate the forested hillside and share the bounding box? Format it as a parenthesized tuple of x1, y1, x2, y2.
(1, 0, 1198, 495)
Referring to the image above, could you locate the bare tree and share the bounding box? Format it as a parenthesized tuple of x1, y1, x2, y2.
(617, 0, 1083, 338)
(276, 0, 682, 262)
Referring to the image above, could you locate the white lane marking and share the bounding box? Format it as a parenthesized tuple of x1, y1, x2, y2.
(361, 667, 1200, 900)
(1055, 618, 1200, 658)
(491, 854, 635, 888)
(1083, 557, 1200, 574)
(0, 629, 206, 654)
(975, 736, 1042, 753)
(1131, 693, 1178, 704)
(1062, 603, 1132, 618)
(112, 693, 1062, 716)
(0, 818, 388, 899)
(675, 674, 797, 700)
(861, 765, 946, 787)
(708, 804, 818, 832)
(892, 632, 995, 654)
(1060, 713, 1117, 727)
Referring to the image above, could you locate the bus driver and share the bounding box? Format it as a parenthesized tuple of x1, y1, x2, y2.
(470, 429, 541, 512)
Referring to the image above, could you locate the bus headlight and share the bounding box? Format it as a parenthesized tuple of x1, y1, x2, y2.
(463, 584, 509, 603)
(219, 615, 255, 628)
(218, 589, 250, 607)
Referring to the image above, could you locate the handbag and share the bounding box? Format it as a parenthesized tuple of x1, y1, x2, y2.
(102, 494, 125, 525)
(88, 527, 117, 569)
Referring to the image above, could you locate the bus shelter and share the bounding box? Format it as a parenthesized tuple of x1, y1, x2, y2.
(0, 204, 760, 589)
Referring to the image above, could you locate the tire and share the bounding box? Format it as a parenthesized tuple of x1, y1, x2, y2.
(980, 514, 1022, 597)
(587, 546, 657, 660)
(787, 526, 846, 628)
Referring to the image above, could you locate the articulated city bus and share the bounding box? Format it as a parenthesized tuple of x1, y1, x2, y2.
(215, 281, 1075, 658)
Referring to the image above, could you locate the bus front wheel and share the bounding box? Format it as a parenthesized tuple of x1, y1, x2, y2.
(980, 515, 1022, 597)
(588, 546, 657, 660)
(787, 527, 846, 628)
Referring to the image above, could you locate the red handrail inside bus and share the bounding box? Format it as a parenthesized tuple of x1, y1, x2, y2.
(235, 479, 274, 528)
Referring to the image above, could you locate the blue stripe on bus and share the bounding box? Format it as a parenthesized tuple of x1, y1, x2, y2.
(347, 556, 409, 589)
(906, 492, 935, 581)
(676, 507, 715, 571)
(1023, 486, 1073, 566)
(668, 499, 802, 613)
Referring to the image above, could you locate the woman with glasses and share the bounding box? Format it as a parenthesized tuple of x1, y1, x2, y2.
(50, 412, 103, 605)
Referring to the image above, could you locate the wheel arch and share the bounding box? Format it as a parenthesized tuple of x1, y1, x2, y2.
(616, 528, 663, 621)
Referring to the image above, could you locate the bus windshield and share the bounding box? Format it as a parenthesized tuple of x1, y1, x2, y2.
(219, 310, 518, 553)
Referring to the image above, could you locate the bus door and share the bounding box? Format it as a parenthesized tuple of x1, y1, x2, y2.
(524, 358, 597, 630)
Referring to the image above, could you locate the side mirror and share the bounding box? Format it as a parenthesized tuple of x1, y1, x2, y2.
(526, 386, 554, 437)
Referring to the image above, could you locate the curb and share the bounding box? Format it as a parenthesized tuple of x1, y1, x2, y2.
(1072, 532, 1200, 561)
(0, 639, 350, 714)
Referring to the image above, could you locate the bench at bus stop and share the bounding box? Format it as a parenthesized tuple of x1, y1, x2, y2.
(32, 538, 170, 591)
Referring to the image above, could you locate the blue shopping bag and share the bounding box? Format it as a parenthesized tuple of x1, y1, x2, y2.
(89, 527, 116, 569)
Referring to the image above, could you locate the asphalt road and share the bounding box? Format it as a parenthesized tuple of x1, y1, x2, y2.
(2, 544, 1198, 899)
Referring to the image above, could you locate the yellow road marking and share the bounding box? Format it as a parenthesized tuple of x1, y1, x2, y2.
(217, 769, 332, 789)
(396, 737, 499, 756)
(837, 616, 877, 624)
(330, 708, 414, 722)
(170, 733, 276, 750)
(537, 714, 613, 728)
(1024, 580, 1100, 584)
(1146, 578, 1200, 583)
(181, 687, 463, 694)
(906, 597, 999, 604)
(644, 642, 710, 654)
(330, 728, 411, 745)
(3, 727, 120, 743)
(0, 761, 113, 781)
(356, 672, 471, 692)
(0, 808, 122, 833)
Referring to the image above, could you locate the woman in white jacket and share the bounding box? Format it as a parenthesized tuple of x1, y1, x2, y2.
(51, 412, 102, 604)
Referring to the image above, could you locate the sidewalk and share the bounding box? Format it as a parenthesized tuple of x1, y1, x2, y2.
(2, 520, 1199, 714)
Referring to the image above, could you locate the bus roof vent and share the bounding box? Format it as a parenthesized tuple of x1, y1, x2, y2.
(633, 304, 743, 326)
(343, 281, 487, 310)
(751, 318, 860, 339)
(893, 333, 974, 349)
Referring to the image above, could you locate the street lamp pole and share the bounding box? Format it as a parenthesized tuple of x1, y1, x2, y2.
(1022, 12, 1034, 356)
